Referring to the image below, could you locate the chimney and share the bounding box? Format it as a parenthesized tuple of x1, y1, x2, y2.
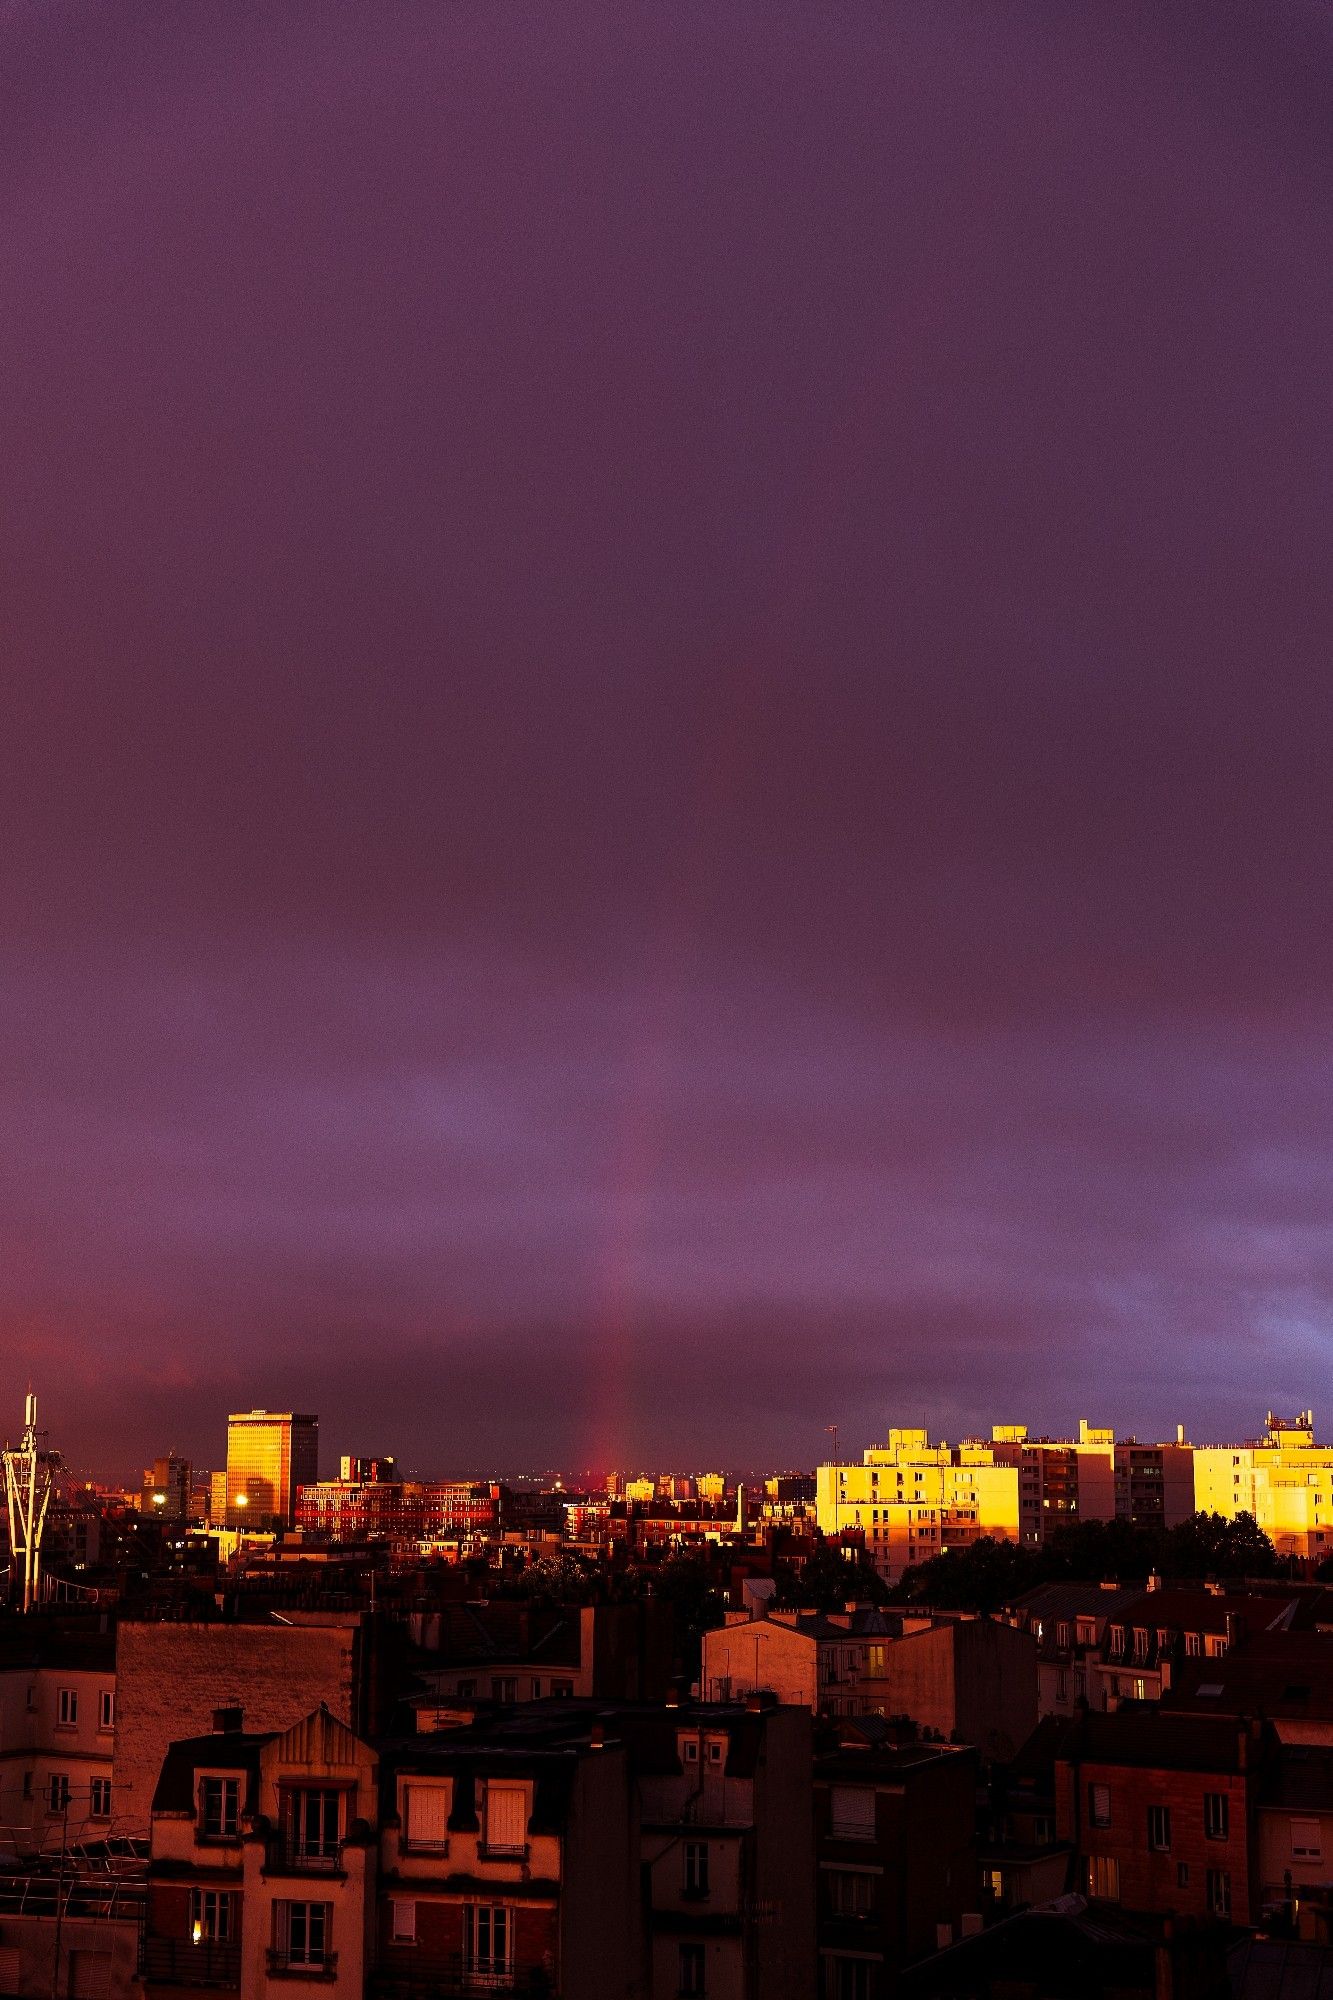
(212, 1706, 244, 1734)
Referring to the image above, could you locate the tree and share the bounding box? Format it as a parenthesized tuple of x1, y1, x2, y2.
(774, 1541, 889, 1610)
(1158, 1510, 1278, 1579)
(890, 1536, 1040, 1612)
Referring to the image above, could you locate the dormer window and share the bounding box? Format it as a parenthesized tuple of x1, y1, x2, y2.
(401, 1781, 449, 1852)
(199, 1776, 239, 1839)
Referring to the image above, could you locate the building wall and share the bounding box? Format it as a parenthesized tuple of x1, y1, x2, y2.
(0, 1665, 116, 1855)
(114, 1623, 359, 1835)
(701, 1618, 816, 1709)
(1056, 1754, 1254, 1924)
(880, 1622, 1037, 1762)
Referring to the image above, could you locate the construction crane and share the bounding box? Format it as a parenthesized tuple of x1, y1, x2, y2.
(3, 1392, 55, 1613)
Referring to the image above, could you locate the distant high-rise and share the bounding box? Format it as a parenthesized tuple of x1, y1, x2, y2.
(225, 1410, 318, 1528)
(141, 1453, 192, 1520)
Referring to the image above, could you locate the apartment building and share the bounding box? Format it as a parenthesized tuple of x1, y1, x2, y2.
(703, 1605, 1036, 1758)
(379, 1708, 638, 1998)
(1054, 1710, 1270, 1925)
(1194, 1411, 1333, 1561)
(815, 1736, 977, 1998)
(636, 1696, 814, 2000)
(1001, 1582, 1146, 1716)
(0, 1631, 117, 1859)
(815, 1432, 1020, 1582)
(409, 1600, 674, 1707)
(1091, 1587, 1302, 1711)
(137, 1704, 378, 2000)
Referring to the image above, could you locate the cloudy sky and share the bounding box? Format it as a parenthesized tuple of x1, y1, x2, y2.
(3, 0, 1331, 1479)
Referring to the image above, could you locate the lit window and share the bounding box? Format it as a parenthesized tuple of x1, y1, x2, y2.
(190, 1889, 235, 1942)
(1087, 1855, 1120, 1900)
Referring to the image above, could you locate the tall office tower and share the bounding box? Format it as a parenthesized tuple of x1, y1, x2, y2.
(225, 1410, 319, 1528)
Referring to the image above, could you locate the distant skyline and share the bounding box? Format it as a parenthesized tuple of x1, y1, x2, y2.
(4, 0, 1332, 1476)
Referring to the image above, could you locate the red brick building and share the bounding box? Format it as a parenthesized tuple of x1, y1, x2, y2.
(1054, 1709, 1273, 1925)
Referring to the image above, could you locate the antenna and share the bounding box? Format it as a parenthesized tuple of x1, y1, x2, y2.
(3, 1391, 55, 1613)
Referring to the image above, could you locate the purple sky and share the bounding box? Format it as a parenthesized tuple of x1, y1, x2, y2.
(3, 0, 1332, 1480)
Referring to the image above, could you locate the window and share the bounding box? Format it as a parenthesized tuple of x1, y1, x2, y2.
(1148, 1806, 1171, 1852)
(25, 1685, 36, 1713)
(830, 1786, 876, 1841)
(190, 1890, 235, 1942)
(1087, 1855, 1120, 1901)
(468, 1906, 512, 1981)
(684, 1841, 709, 1897)
(57, 1689, 78, 1727)
(1185, 1632, 1202, 1656)
(390, 1900, 416, 1945)
(1207, 1869, 1231, 1918)
(1056, 1622, 1071, 1650)
(98, 1691, 115, 1731)
(1204, 1792, 1230, 1841)
(199, 1776, 239, 1839)
(705, 1739, 724, 1767)
(1177, 1863, 1190, 1888)
(275, 1901, 330, 1969)
(491, 1676, 517, 1703)
(1109, 1626, 1125, 1655)
(483, 1784, 527, 1855)
(1032, 1815, 1054, 1844)
(403, 1782, 449, 1850)
(48, 1774, 70, 1814)
(822, 1957, 875, 2000)
(827, 1869, 878, 1916)
(1088, 1784, 1111, 1828)
(21, 1773, 31, 1801)
(1292, 1818, 1323, 1861)
(679, 1941, 706, 1997)
(286, 1789, 340, 1864)
(90, 1778, 112, 1818)
(681, 1738, 700, 1765)
(550, 1679, 574, 1699)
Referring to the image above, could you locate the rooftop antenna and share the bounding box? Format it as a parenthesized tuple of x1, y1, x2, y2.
(3, 1390, 55, 1613)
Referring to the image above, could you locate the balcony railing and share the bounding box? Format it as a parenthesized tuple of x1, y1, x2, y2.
(266, 1950, 339, 1980)
(139, 1935, 241, 1988)
(275, 1838, 345, 1874)
(373, 1956, 555, 1998)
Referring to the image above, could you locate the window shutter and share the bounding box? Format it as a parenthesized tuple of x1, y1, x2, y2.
(830, 1786, 876, 1840)
(405, 1785, 448, 1847)
(485, 1785, 528, 1851)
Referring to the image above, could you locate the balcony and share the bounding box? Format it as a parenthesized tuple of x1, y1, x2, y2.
(266, 1950, 339, 1981)
(373, 1958, 555, 1998)
(271, 1838, 345, 1876)
(139, 1936, 241, 1988)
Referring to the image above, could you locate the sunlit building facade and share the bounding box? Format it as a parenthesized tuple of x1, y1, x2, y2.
(816, 1428, 1021, 1581)
(225, 1410, 319, 1528)
(1194, 1410, 1333, 1561)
